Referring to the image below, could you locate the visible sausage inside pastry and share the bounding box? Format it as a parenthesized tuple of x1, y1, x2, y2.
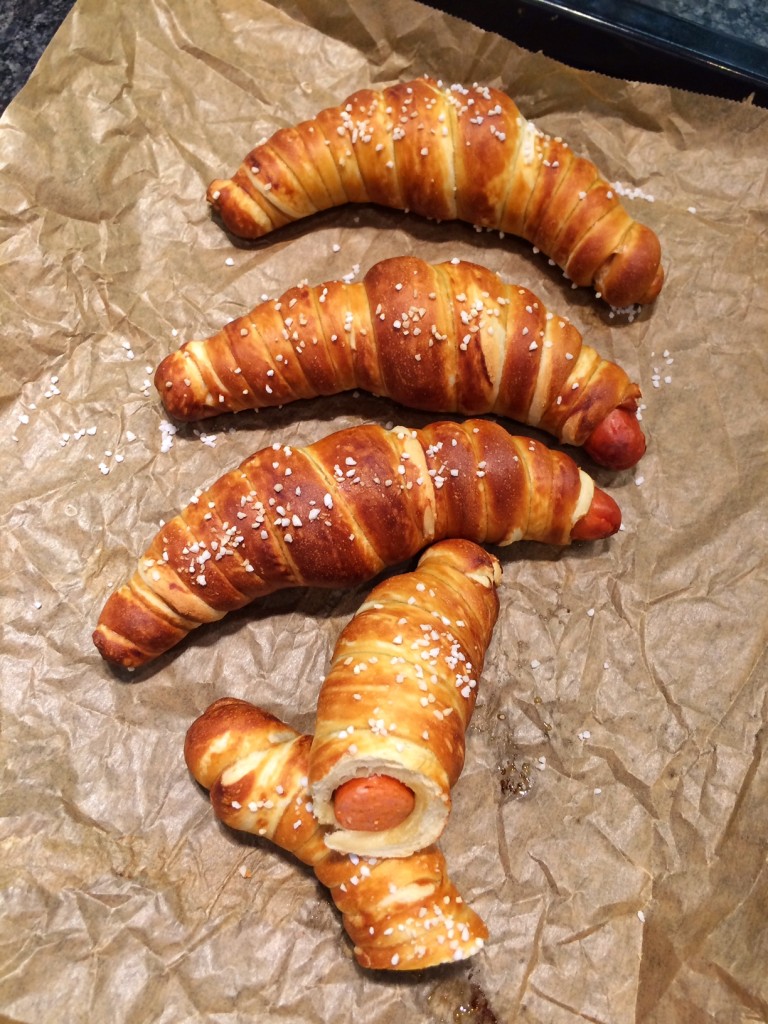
(155, 255, 646, 471)
(184, 697, 489, 970)
(308, 539, 502, 858)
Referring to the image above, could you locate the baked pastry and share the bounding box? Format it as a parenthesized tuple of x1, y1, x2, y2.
(308, 539, 500, 857)
(207, 77, 663, 308)
(93, 418, 621, 668)
(156, 255, 645, 469)
(184, 697, 488, 970)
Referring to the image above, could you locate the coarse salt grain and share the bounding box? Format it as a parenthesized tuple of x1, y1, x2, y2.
(159, 420, 177, 453)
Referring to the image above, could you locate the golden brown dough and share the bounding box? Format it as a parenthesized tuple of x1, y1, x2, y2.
(184, 697, 488, 970)
(309, 540, 501, 857)
(155, 255, 645, 470)
(208, 78, 663, 307)
(92, 418, 620, 669)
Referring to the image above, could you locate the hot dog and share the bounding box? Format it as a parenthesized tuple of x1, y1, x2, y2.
(571, 486, 622, 541)
(333, 775, 416, 832)
(584, 405, 647, 471)
(156, 254, 646, 471)
(309, 540, 503, 858)
(184, 697, 489, 969)
(94, 418, 620, 669)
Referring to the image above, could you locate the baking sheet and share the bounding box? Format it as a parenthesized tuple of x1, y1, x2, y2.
(2, 0, 767, 1021)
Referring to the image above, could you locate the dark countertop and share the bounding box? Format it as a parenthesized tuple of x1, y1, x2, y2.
(0, 0, 76, 113)
(1, 0, 766, 115)
(438, 0, 768, 104)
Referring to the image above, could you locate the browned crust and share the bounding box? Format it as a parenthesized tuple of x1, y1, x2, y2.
(155, 256, 643, 457)
(93, 419, 614, 668)
(206, 78, 664, 306)
(310, 540, 500, 808)
(184, 695, 488, 970)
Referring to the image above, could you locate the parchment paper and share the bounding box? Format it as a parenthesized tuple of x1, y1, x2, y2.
(2, 1, 767, 1021)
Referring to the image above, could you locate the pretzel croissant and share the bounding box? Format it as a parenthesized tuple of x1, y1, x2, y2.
(92, 418, 621, 669)
(184, 697, 488, 970)
(309, 540, 501, 857)
(156, 255, 645, 470)
(208, 77, 663, 308)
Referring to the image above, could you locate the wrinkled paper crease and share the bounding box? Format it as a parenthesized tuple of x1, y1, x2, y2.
(1, 1, 767, 1021)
